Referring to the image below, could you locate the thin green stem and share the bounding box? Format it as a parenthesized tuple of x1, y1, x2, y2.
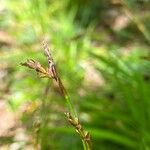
(57, 77, 77, 117)
(82, 140, 87, 150)
(65, 95, 77, 118)
(57, 78, 91, 150)
(82, 140, 91, 150)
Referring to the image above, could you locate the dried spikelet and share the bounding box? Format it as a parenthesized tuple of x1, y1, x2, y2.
(65, 112, 91, 148)
(21, 59, 48, 77)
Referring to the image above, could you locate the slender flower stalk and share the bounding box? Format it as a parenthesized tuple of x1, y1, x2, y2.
(21, 41, 91, 150)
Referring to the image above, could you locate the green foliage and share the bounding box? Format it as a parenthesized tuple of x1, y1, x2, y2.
(1, 0, 150, 149)
(88, 49, 150, 149)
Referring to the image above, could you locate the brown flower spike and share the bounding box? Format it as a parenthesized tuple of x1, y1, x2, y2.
(21, 41, 58, 80)
(21, 59, 48, 78)
(42, 41, 58, 81)
(65, 112, 91, 149)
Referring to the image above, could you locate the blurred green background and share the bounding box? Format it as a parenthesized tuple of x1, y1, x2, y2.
(0, 0, 150, 149)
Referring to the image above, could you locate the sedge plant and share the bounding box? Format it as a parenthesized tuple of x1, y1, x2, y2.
(21, 41, 91, 150)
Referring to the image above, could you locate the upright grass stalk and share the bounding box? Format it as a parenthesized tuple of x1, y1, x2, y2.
(21, 41, 91, 150)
